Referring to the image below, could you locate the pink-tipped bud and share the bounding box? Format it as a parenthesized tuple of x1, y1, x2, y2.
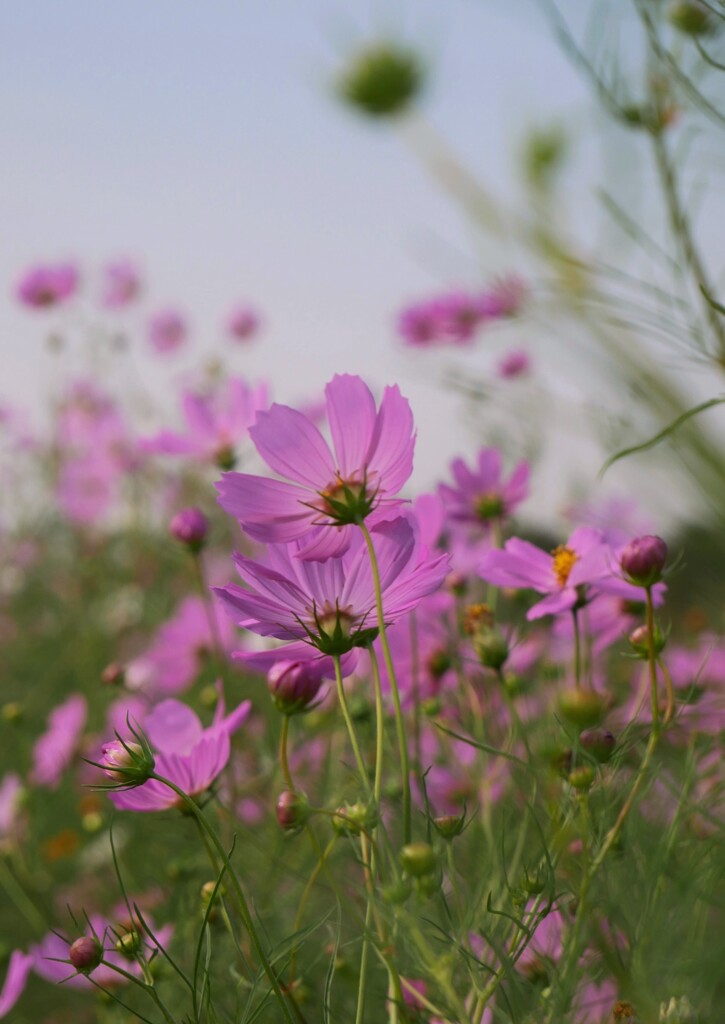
(227, 306, 260, 342)
(169, 507, 208, 551)
(620, 535, 668, 587)
(69, 935, 103, 973)
(101, 662, 125, 687)
(267, 661, 323, 716)
(276, 790, 310, 832)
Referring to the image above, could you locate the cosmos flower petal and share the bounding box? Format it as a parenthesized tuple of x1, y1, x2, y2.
(325, 374, 377, 479)
(216, 473, 311, 542)
(250, 403, 335, 487)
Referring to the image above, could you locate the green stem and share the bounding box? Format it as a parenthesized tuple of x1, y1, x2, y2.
(151, 773, 297, 1024)
(359, 522, 412, 844)
(333, 655, 371, 795)
(645, 586, 660, 736)
(279, 716, 294, 791)
(572, 606, 582, 689)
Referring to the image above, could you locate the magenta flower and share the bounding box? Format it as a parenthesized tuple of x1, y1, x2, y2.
(216, 373, 415, 561)
(0, 951, 33, 1018)
(226, 305, 260, 342)
(439, 448, 529, 527)
(497, 348, 531, 379)
(479, 527, 654, 620)
(142, 377, 269, 469)
(16, 263, 78, 309)
(214, 516, 449, 664)
(101, 260, 141, 308)
(147, 309, 187, 353)
(31, 694, 87, 789)
(125, 595, 235, 698)
(105, 695, 251, 812)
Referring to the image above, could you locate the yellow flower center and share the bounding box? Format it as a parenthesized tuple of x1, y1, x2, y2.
(551, 545, 578, 587)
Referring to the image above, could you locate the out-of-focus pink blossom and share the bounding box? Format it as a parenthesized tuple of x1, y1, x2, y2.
(439, 448, 529, 529)
(125, 595, 236, 698)
(497, 348, 531, 378)
(147, 309, 187, 353)
(101, 260, 141, 308)
(16, 263, 78, 309)
(0, 773, 23, 843)
(142, 377, 268, 469)
(226, 305, 260, 342)
(30, 694, 88, 789)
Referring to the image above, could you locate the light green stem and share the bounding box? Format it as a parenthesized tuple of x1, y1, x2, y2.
(360, 522, 412, 844)
(333, 655, 371, 795)
(151, 773, 297, 1024)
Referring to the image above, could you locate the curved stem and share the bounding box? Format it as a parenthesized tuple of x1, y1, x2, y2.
(279, 716, 294, 791)
(150, 773, 297, 1024)
(333, 655, 371, 795)
(359, 522, 412, 844)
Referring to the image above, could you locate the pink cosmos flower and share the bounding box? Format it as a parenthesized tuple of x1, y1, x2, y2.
(438, 448, 529, 529)
(497, 348, 531, 379)
(226, 305, 260, 342)
(0, 951, 33, 1018)
(477, 274, 526, 319)
(31, 694, 88, 789)
(479, 527, 657, 620)
(142, 377, 269, 470)
(125, 595, 236, 698)
(0, 773, 23, 845)
(101, 260, 141, 308)
(214, 516, 449, 668)
(216, 373, 416, 561)
(105, 695, 251, 811)
(147, 309, 187, 353)
(571, 978, 619, 1023)
(16, 263, 78, 309)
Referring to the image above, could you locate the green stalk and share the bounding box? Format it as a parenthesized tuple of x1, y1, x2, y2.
(359, 522, 412, 844)
(151, 773, 297, 1024)
(333, 655, 371, 795)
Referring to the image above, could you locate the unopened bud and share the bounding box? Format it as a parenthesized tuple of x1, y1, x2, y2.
(332, 801, 376, 836)
(275, 790, 310, 832)
(433, 812, 466, 840)
(69, 935, 103, 973)
(101, 662, 125, 687)
(568, 765, 595, 791)
(474, 627, 509, 671)
(338, 43, 424, 119)
(115, 930, 141, 959)
(629, 623, 667, 658)
(620, 535, 668, 587)
(580, 728, 616, 763)
(668, 1, 717, 35)
(400, 841, 437, 878)
(100, 738, 155, 787)
(267, 661, 323, 716)
(169, 507, 208, 551)
(558, 689, 606, 730)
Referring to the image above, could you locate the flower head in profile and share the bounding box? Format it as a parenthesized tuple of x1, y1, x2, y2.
(439, 448, 529, 529)
(480, 527, 662, 620)
(214, 516, 448, 666)
(102, 694, 251, 812)
(16, 263, 78, 309)
(142, 377, 269, 469)
(216, 373, 415, 561)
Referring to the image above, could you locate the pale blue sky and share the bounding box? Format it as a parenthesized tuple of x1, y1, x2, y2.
(4, 0, 687, 521)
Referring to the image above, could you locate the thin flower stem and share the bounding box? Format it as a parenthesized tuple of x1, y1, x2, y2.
(279, 716, 294, 791)
(150, 773, 298, 1024)
(645, 586, 660, 736)
(288, 836, 336, 986)
(572, 606, 582, 690)
(333, 655, 371, 796)
(354, 834, 374, 1024)
(359, 522, 412, 844)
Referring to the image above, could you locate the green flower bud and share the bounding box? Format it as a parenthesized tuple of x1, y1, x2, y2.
(400, 841, 437, 877)
(568, 765, 595, 791)
(338, 43, 424, 118)
(558, 688, 606, 730)
(668, 1, 717, 36)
